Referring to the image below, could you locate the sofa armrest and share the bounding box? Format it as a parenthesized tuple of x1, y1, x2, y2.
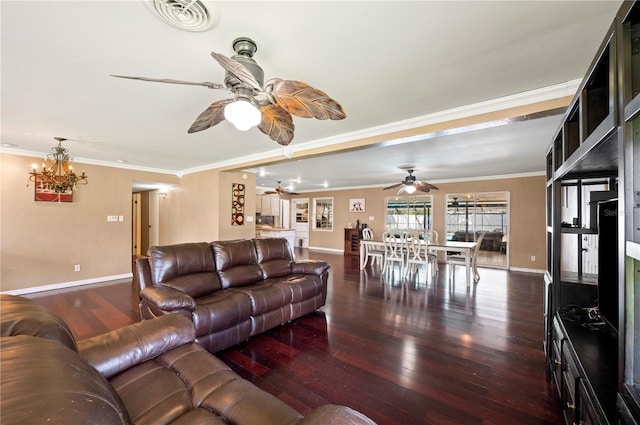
(140, 285, 197, 312)
(291, 260, 330, 276)
(295, 405, 377, 425)
(78, 314, 195, 379)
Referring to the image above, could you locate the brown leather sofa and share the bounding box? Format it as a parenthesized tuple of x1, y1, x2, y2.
(0, 294, 376, 425)
(135, 237, 330, 353)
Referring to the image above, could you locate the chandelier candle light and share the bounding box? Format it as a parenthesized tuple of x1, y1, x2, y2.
(28, 137, 88, 202)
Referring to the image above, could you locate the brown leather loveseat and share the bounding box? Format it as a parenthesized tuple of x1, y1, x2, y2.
(135, 237, 330, 353)
(0, 294, 376, 425)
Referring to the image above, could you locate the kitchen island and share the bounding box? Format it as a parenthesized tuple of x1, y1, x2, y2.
(255, 227, 296, 252)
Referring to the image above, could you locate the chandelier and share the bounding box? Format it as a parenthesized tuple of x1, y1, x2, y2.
(28, 137, 88, 195)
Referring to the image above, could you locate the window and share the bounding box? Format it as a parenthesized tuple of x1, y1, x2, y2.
(313, 197, 333, 231)
(446, 192, 509, 268)
(385, 194, 433, 231)
(295, 201, 308, 223)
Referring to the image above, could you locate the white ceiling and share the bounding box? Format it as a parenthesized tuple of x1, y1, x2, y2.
(0, 1, 622, 193)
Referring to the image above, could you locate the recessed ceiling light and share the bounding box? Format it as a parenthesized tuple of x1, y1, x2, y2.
(116, 159, 128, 163)
(1, 143, 18, 148)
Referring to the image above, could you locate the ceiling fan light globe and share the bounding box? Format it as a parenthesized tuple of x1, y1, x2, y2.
(405, 185, 417, 195)
(224, 99, 261, 131)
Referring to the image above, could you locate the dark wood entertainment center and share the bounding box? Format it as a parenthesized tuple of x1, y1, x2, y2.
(545, 1, 640, 424)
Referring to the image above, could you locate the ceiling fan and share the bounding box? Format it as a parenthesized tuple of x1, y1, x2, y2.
(112, 37, 346, 146)
(448, 197, 460, 214)
(264, 181, 299, 196)
(383, 168, 438, 195)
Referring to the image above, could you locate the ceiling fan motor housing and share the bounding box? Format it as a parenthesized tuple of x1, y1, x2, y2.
(405, 175, 416, 184)
(224, 37, 264, 89)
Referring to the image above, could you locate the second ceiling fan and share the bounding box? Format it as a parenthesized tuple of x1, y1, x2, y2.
(112, 37, 346, 146)
(264, 181, 299, 196)
(383, 168, 438, 195)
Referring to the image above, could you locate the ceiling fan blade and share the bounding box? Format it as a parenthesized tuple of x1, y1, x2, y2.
(210, 51, 262, 91)
(110, 75, 225, 90)
(264, 191, 278, 195)
(265, 79, 346, 120)
(187, 99, 232, 134)
(257, 103, 295, 146)
(383, 182, 403, 190)
(285, 191, 300, 195)
(415, 181, 439, 192)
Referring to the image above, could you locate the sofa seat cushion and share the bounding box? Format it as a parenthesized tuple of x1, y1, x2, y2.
(1, 335, 129, 425)
(232, 281, 294, 315)
(192, 290, 252, 335)
(110, 342, 303, 425)
(280, 275, 325, 303)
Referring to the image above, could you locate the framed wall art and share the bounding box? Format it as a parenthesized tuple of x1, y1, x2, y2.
(231, 183, 245, 225)
(33, 177, 73, 202)
(349, 198, 365, 213)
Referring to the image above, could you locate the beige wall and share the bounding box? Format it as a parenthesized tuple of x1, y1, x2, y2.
(1, 150, 542, 293)
(157, 170, 256, 245)
(1, 153, 179, 292)
(298, 175, 546, 270)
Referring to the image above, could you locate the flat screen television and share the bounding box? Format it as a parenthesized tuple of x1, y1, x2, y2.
(597, 198, 618, 331)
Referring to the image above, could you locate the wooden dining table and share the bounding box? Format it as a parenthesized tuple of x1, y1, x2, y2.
(359, 239, 478, 285)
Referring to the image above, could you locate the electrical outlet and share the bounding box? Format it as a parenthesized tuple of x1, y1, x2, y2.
(118, 215, 124, 222)
(530, 255, 536, 262)
(74, 264, 81, 272)
(107, 215, 118, 222)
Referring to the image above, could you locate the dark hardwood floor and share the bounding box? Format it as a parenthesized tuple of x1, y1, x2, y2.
(26, 249, 563, 425)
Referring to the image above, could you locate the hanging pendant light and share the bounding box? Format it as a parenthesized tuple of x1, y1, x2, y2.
(27, 137, 88, 196)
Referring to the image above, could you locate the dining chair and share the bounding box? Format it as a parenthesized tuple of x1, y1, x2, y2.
(447, 232, 485, 283)
(361, 228, 384, 269)
(404, 230, 438, 281)
(382, 231, 406, 275)
(424, 229, 439, 244)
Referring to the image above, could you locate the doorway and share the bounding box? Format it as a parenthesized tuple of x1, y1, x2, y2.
(291, 198, 309, 248)
(131, 189, 162, 259)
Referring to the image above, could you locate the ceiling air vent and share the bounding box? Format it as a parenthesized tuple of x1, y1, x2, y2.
(145, 0, 219, 32)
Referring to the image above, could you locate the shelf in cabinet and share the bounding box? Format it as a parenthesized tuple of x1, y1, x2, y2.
(556, 126, 618, 179)
(560, 271, 598, 285)
(560, 227, 598, 234)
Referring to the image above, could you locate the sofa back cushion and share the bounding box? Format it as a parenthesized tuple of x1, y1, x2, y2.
(211, 239, 264, 289)
(1, 335, 130, 425)
(148, 243, 221, 298)
(254, 238, 293, 278)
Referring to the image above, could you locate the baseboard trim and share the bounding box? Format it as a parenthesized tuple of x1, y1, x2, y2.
(308, 246, 344, 254)
(2, 273, 133, 296)
(509, 266, 545, 274)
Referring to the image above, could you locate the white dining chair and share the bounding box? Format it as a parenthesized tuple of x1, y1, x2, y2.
(382, 231, 406, 275)
(404, 230, 438, 281)
(361, 228, 384, 269)
(424, 229, 439, 244)
(447, 232, 485, 283)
